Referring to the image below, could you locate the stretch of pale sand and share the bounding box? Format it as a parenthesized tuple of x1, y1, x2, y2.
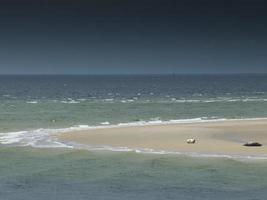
(58, 119, 267, 156)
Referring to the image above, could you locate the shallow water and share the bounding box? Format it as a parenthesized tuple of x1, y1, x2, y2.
(1, 147, 267, 200)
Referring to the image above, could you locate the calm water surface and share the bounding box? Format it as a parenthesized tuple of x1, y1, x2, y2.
(1, 147, 267, 200)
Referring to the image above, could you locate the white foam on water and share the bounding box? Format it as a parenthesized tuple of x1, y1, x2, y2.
(23, 97, 267, 104)
(26, 101, 38, 104)
(170, 98, 267, 103)
(0, 131, 27, 144)
(61, 100, 80, 104)
(100, 122, 110, 125)
(0, 129, 73, 148)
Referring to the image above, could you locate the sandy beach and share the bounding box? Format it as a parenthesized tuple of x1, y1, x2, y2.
(58, 119, 267, 157)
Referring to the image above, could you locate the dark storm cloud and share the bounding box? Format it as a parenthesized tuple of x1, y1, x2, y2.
(0, 0, 267, 74)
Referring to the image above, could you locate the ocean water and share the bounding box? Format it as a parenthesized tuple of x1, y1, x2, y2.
(1, 74, 267, 199)
(1, 147, 267, 200)
(1, 74, 267, 133)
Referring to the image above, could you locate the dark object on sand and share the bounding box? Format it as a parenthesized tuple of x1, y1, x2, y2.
(243, 142, 262, 147)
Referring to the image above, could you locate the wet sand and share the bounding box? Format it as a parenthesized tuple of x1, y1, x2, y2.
(57, 119, 267, 156)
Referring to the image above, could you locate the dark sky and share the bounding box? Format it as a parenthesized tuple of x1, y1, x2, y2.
(0, 0, 267, 74)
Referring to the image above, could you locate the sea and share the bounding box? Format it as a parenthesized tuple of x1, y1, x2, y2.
(1, 74, 267, 199)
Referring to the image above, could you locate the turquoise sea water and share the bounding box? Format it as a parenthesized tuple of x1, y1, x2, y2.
(1, 75, 267, 199)
(1, 74, 267, 133)
(1, 147, 267, 200)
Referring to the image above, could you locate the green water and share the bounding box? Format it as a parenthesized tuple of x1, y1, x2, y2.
(1, 147, 267, 200)
(2, 74, 267, 133)
(2, 100, 267, 133)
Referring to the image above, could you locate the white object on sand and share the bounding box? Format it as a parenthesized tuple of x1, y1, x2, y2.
(186, 138, 196, 144)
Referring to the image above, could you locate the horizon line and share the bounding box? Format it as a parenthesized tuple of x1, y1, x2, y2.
(0, 72, 266, 76)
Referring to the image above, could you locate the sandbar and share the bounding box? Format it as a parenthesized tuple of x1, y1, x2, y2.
(57, 119, 267, 157)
